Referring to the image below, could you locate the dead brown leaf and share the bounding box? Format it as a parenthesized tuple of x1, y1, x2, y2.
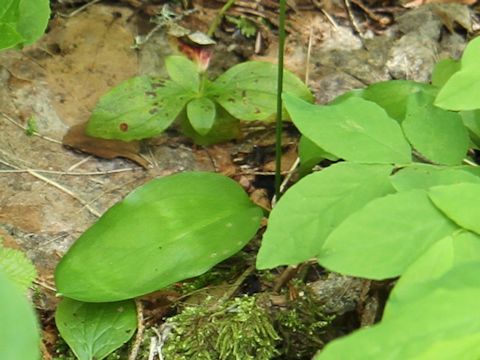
(62, 122, 150, 168)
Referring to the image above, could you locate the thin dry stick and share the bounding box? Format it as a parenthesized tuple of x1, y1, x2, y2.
(147, 336, 158, 360)
(33, 279, 57, 293)
(67, 156, 93, 171)
(343, 0, 366, 43)
(27, 170, 101, 217)
(0, 167, 136, 176)
(312, 0, 338, 29)
(305, 24, 314, 85)
(463, 158, 479, 167)
(128, 299, 145, 360)
(0, 111, 62, 145)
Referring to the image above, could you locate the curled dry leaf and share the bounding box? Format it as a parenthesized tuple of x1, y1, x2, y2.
(62, 122, 150, 168)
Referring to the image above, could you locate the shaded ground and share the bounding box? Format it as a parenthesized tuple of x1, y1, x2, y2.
(0, 1, 478, 358)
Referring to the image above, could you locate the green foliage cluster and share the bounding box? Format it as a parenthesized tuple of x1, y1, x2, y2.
(162, 296, 280, 360)
(52, 36, 480, 359)
(85, 56, 312, 144)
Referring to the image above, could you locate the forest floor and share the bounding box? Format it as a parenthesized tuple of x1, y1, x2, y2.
(0, 0, 478, 358)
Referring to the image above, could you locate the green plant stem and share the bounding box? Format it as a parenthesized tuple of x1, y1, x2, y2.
(275, 0, 287, 201)
(208, 0, 236, 37)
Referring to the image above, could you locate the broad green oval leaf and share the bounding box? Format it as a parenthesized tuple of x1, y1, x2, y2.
(0, 237, 37, 292)
(390, 164, 480, 191)
(86, 76, 193, 141)
(165, 56, 200, 92)
(284, 93, 412, 164)
(55, 172, 262, 302)
(208, 61, 313, 121)
(315, 267, 480, 360)
(385, 231, 480, 319)
(0, 0, 50, 50)
(429, 183, 480, 235)
(298, 135, 338, 176)
(0, 271, 39, 360)
(435, 38, 480, 111)
(431, 59, 460, 88)
(361, 80, 436, 122)
(186, 97, 216, 135)
(318, 189, 458, 279)
(257, 163, 395, 269)
(402, 91, 469, 165)
(55, 298, 137, 360)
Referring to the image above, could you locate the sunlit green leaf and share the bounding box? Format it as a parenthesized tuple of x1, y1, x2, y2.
(361, 80, 436, 122)
(56, 298, 137, 360)
(0, 272, 39, 360)
(298, 135, 338, 175)
(429, 183, 480, 235)
(284, 93, 412, 164)
(55, 172, 262, 302)
(431, 59, 460, 88)
(315, 264, 480, 359)
(318, 189, 458, 279)
(385, 231, 480, 319)
(402, 91, 469, 165)
(257, 163, 394, 269)
(86, 76, 193, 141)
(208, 61, 313, 121)
(390, 164, 480, 191)
(435, 37, 480, 111)
(187, 97, 216, 135)
(165, 56, 200, 92)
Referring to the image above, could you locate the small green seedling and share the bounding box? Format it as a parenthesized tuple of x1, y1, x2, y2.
(86, 55, 312, 144)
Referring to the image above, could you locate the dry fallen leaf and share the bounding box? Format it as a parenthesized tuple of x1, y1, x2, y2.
(63, 122, 150, 168)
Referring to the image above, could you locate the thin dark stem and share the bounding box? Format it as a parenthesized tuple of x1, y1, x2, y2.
(275, 0, 287, 201)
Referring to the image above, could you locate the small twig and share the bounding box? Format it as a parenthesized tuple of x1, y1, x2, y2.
(311, 0, 338, 29)
(27, 170, 101, 217)
(0, 167, 137, 176)
(58, 0, 103, 18)
(67, 156, 93, 171)
(223, 264, 256, 301)
(279, 157, 300, 194)
(343, 0, 366, 45)
(128, 299, 145, 360)
(273, 265, 298, 293)
(0, 111, 62, 145)
(33, 279, 57, 293)
(305, 24, 314, 85)
(147, 336, 158, 360)
(463, 158, 479, 166)
(208, 0, 236, 37)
